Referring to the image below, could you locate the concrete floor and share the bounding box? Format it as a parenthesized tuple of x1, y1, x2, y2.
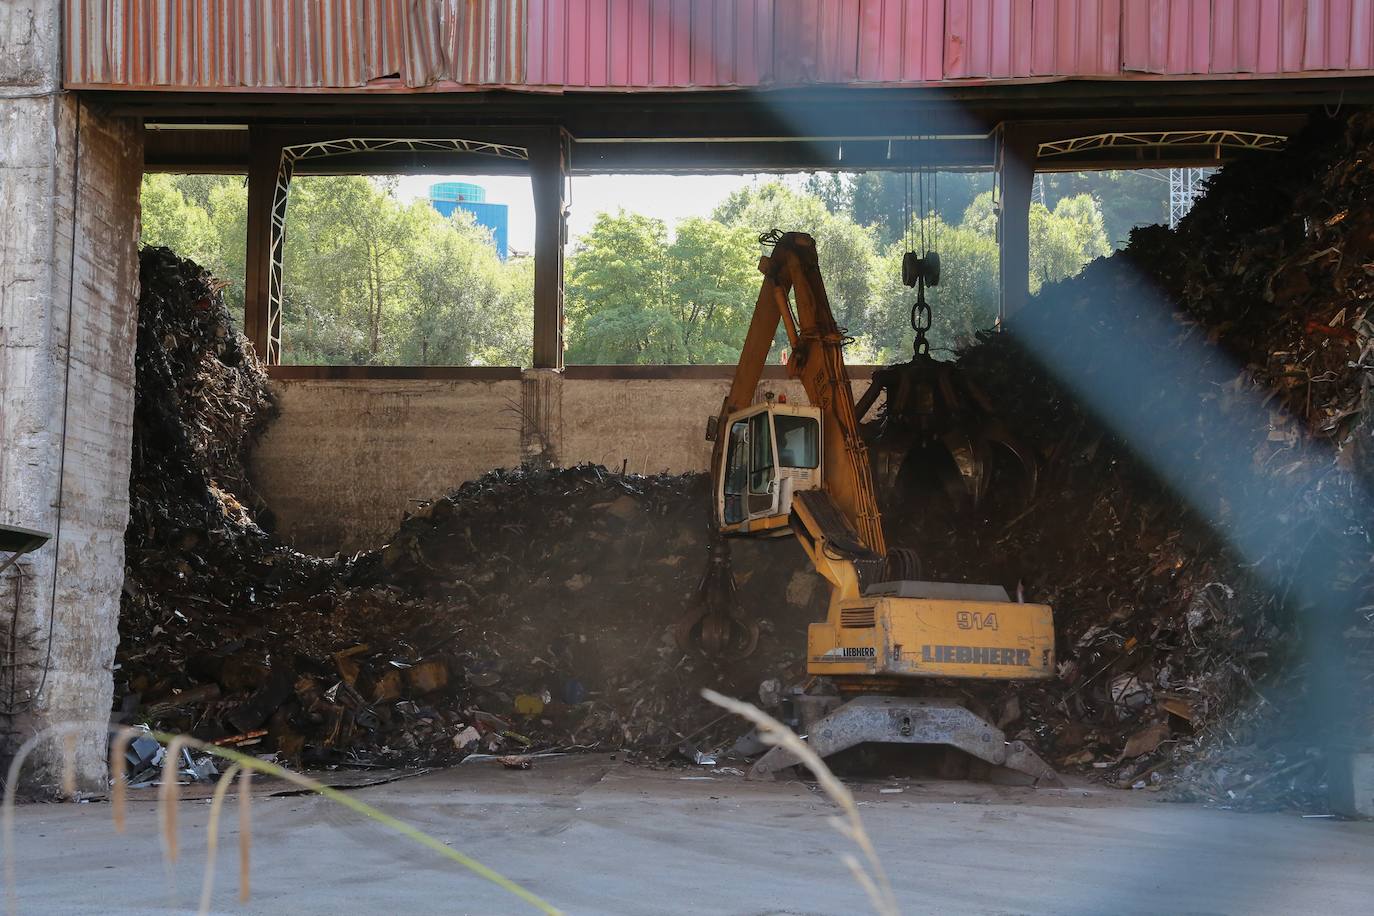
(5, 755, 1371, 915)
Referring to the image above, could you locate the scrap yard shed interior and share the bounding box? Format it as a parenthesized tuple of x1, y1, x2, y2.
(4, 1, 1374, 913)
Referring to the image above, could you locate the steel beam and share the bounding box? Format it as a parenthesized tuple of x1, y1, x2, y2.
(998, 126, 1037, 323)
(531, 129, 569, 370)
(243, 130, 279, 362)
(572, 137, 995, 173)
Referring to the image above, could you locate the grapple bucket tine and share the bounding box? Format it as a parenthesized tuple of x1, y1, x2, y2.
(860, 350, 1038, 509)
(675, 535, 760, 660)
(978, 417, 1040, 502)
(940, 427, 985, 505)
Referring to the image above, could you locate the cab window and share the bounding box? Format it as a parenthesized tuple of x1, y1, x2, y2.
(748, 412, 774, 495)
(775, 415, 820, 468)
(722, 419, 748, 524)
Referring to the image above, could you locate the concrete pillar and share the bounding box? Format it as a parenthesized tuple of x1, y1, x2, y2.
(519, 369, 564, 468)
(0, 1, 143, 792)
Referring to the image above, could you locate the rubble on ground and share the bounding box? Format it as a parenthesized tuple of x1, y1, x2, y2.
(118, 112, 1373, 810)
(117, 262, 818, 769)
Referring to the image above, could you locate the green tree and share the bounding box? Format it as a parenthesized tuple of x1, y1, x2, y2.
(1034, 170, 1168, 248)
(281, 176, 419, 361)
(961, 191, 1109, 293)
(280, 177, 535, 367)
(400, 207, 532, 366)
(204, 179, 249, 322)
(141, 173, 248, 323)
(664, 218, 760, 363)
(565, 212, 682, 363)
(848, 171, 989, 247)
(565, 212, 760, 364)
(804, 172, 850, 216)
(139, 172, 532, 367)
(1030, 193, 1111, 291)
(712, 182, 884, 348)
(140, 174, 219, 269)
(870, 191, 1110, 360)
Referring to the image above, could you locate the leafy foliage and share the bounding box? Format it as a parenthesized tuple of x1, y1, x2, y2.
(140, 174, 532, 366)
(565, 212, 760, 364)
(142, 169, 1122, 368)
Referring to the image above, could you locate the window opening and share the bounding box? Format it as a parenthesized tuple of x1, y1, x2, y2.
(723, 419, 749, 525)
(775, 415, 820, 469)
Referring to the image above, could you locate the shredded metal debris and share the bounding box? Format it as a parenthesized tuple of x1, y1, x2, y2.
(117, 112, 1374, 811)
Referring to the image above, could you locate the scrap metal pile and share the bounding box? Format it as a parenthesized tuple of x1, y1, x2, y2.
(119, 112, 1371, 808)
(891, 112, 1374, 809)
(117, 262, 819, 768)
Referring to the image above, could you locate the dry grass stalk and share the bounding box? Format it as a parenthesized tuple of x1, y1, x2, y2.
(59, 734, 77, 798)
(3, 723, 561, 916)
(701, 688, 899, 916)
(152, 733, 560, 913)
(238, 769, 252, 902)
(109, 727, 138, 834)
(197, 763, 242, 915)
(3, 722, 92, 916)
(158, 735, 189, 864)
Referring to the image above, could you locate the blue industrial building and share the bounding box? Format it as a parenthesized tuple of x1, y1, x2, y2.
(428, 181, 509, 260)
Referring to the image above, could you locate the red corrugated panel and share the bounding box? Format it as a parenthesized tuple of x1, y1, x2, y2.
(1123, 0, 1373, 73)
(781, 0, 818, 82)
(1353, 0, 1374, 69)
(770, 0, 941, 84)
(861, 0, 944, 82)
(1304, 0, 1363, 68)
(62, 0, 1374, 91)
(530, 0, 775, 88)
(65, 0, 523, 88)
(946, 0, 1117, 79)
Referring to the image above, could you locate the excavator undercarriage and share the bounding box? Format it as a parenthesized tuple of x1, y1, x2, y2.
(752, 694, 1061, 785)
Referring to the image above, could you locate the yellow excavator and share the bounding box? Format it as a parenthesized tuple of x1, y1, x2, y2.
(690, 231, 1059, 783)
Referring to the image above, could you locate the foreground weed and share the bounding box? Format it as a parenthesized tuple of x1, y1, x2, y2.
(703, 688, 900, 916)
(3, 722, 561, 915)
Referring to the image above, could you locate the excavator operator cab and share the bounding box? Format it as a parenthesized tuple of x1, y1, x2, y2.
(716, 401, 822, 535)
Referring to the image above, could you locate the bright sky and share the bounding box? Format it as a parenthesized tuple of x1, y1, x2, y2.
(396, 173, 776, 253)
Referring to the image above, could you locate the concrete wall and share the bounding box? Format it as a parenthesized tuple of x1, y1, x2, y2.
(253, 373, 834, 555)
(252, 379, 524, 553)
(0, 2, 143, 791)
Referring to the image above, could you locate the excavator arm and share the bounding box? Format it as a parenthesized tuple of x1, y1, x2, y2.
(693, 230, 1052, 683)
(691, 231, 1061, 785)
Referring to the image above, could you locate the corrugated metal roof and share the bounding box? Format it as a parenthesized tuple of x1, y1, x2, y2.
(944, 0, 1121, 79)
(527, 0, 776, 88)
(64, 0, 1374, 91)
(1120, 0, 1374, 74)
(65, 0, 526, 89)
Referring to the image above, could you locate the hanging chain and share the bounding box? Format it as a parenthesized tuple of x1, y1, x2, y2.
(910, 288, 932, 357)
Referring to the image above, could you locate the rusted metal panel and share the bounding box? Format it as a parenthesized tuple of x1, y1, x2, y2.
(1122, 0, 1374, 74)
(856, 0, 944, 82)
(945, 0, 1119, 79)
(63, 0, 1374, 91)
(530, 0, 773, 88)
(65, 0, 524, 89)
(771, 0, 943, 85)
